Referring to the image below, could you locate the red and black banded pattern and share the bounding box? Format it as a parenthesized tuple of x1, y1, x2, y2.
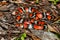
(12, 7, 54, 30)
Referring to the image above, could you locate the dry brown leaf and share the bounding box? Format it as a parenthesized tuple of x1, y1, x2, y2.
(27, 33, 41, 40)
(47, 24, 60, 34)
(47, 24, 57, 33)
(25, 30, 41, 40)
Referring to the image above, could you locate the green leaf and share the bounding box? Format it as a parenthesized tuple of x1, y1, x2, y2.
(14, 33, 27, 40)
(55, 0, 59, 2)
(21, 36, 24, 40)
(21, 33, 26, 38)
(52, 32, 60, 39)
(54, 1, 57, 5)
(49, 0, 54, 1)
(36, 0, 39, 4)
(49, 0, 59, 2)
(14, 37, 20, 40)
